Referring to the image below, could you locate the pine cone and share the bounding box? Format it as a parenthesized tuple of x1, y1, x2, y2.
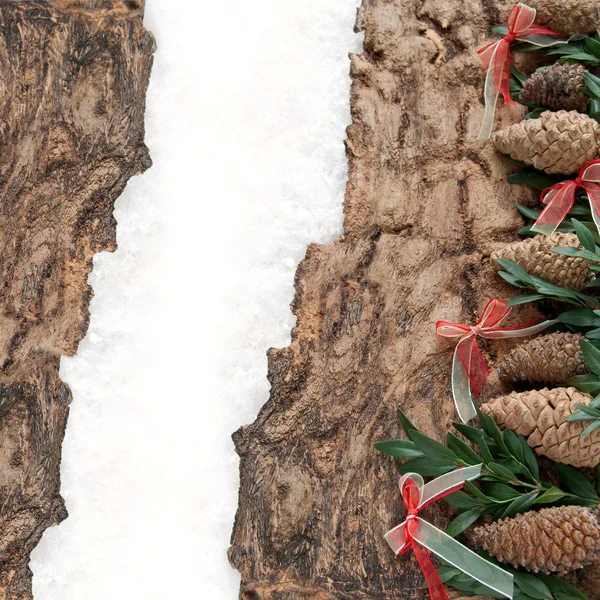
(480, 387, 600, 467)
(491, 110, 600, 174)
(491, 232, 593, 291)
(471, 506, 600, 574)
(528, 0, 599, 34)
(498, 332, 589, 386)
(519, 63, 589, 113)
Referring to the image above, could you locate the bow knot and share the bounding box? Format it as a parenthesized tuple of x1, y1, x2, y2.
(477, 3, 561, 139)
(532, 160, 600, 235)
(385, 467, 514, 600)
(470, 324, 483, 336)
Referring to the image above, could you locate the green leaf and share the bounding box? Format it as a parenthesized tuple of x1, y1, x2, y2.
(445, 507, 484, 538)
(516, 203, 542, 218)
(586, 279, 600, 288)
(519, 435, 540, 481)
(446, 433, 482, 465)
(552, 246, 584, 257)
(397, 409, 418, 436)
(477, 407, 509, 455)
(484, 482, 521, 501)
(514, 571, 553, 599)
(570, 403, 600, 418)
(508, 171, 557, 191)
(503, 428, 525, 463)
(558, 308, 600, 326)
(573, 218, 596, 252)
(374, 440, 424, 458)
(496, 258, 532, 283)
(500, 492, 538, 519)
(498, 271, 530, 289)
(444, 490, 481, 509)
(408, 430, 459, 464)
(478, 437, 494, 464)
(506, 294, 548, 306)
(452, 422, 488, 446)
(585, 37, 600, 60)
(534, 486, 567, 505)
(556, 464, 599, 500)
(487, 462, 519, 482)
(568, 373, 600, 393)
(580, 338, 600, 375)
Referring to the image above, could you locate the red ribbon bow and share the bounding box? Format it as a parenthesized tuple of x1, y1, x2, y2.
(436, 299, 539, 396)
(397, 477, 465, 600)
(477, 4, 560, 106)
(532, 160, 600, 235)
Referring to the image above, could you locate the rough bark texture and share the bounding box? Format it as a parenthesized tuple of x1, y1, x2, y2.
(230, 1, 600, 599)
(0, 1, 154, 597)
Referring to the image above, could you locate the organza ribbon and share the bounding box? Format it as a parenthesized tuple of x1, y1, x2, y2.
(532, 160, 600, 235)
(385, 466, 514, 600)
(477, 3, 561, 139)
(436, 299, 557, 422)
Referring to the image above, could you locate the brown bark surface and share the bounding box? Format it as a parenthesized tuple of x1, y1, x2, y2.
(229, 1, 600, 600)
(0, 1, 154, 597)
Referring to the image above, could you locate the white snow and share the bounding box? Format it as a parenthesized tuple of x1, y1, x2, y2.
(30, 1, 362, 598)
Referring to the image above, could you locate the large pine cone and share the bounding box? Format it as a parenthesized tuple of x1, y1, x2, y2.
(491, 232, 593, 291)
(528, 0, 599, 34)
(472, 506, 600, 574)
(498, 332, 589, 387)
(519, 63, 589, 113)
(480, 387, 600, 467)
(491, 110, 600, 174)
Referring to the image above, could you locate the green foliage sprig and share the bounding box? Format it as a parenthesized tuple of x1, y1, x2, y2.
(376, 409, 600, 537)
(496, 258, 599, 307)
(437, 557, 590, 600)
(546, 32, 600, 67)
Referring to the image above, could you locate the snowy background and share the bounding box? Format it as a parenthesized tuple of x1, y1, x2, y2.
(28, 1, 363, 598)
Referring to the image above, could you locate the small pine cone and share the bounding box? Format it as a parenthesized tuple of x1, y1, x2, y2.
(471, 506, 600, 574)
(528, 0, 599, 34)
(491, 110, 600, 175)
(498, 332, 589, 387)
(491, 232, 593, 291)
(519, 63, 589, 113)
(480, 387, 600, 467)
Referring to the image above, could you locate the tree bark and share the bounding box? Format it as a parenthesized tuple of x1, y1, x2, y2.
(0, 1, 154, 597)
(228, 1, 598, 599)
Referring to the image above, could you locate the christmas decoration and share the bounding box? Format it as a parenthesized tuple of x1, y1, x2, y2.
(491, 110, 600, 175)
(384, 467, 514, 600)
(436, 299, 556, 422)
(527, 0, 599, 34)
(480, 387, 600, 467)
(491, 232, 593, 290)
(518, 63, 589, 112)
(498, 332, 589, 386)
(477, 3, 562, 139)
(531, 161, 600, 235)
(471, 505, 600, 574)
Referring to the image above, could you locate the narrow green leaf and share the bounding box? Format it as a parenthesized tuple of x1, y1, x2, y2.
(558, 308, 600, 327)
(484, 482, 520, 501)
(374, 440, 424, 458)
(408, 430, 459, 464)
(499, 492, 538, 519)
(443, 490, 481, 509)
(446, 433, 482, 465)
(552, 246, 583, 257)
(556, 463, 599, 500)
(580, 338, 600, 375)
(445, 507, 484, 538)
(503, 428, 525, 463)
(498, 271, 529, 289)
(534, 486, 567, 505)
(518, 435, 540, 481)
(585, 37, 600, 60)
(506, 294, 548, 306)
(396, 458, 455, 477)
(514, 571, 553, 599)
(568, 373, 600, 393)
(582, 419, 600, 437)
(573, 218, 597, 252)
(487, 462, 518, 482)
(452, 422, 487, 445)
(397, 409, 418, 436)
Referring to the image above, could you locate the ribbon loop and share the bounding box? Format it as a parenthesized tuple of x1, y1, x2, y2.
(533, 160, 600, 235)
(436, 299, 556, 422)
(385, 467, 514, 600)
(477, 3, 561, 139)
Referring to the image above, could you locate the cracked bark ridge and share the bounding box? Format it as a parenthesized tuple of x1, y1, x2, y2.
(229, 1, 600, 599)
(0, 1, 154, 597)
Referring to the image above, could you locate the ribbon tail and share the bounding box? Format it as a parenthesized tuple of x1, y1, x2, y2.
(586, 184, 600, 238)
(415, 520, 514, 599)
(451, 344, 478, 423)
(531, 184, 575, 235)
(412, 540, 449, 600)
(479, 61, 499, 140)
(482, 319, 558, 340)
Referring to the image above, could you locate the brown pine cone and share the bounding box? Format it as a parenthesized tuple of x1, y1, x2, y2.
(519, 63, 589, 113)
(491, 232, 593, 291)
(528, 0, 599, 34)
(498, 332, 589, 387)
(472, 506, 600, 574)
(491, 110, 600, 174)
(480, 387, 600, 467)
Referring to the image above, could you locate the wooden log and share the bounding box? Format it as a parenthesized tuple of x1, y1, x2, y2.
(0, 1, 154, 597)
(228, 1, 600, 599)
